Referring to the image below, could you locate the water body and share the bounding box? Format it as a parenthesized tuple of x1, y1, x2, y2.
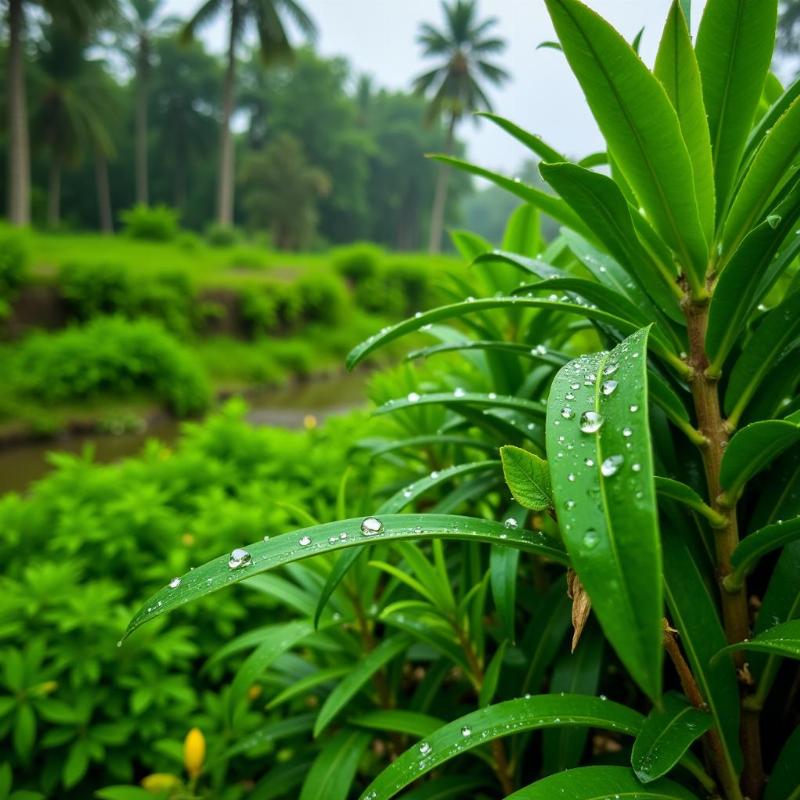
(0, 371, 368, 494)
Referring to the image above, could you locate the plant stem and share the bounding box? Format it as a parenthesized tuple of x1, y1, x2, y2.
(683, 296, 764, 799)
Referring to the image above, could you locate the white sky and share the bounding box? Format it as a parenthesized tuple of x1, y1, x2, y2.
(164, 0, 708, 173)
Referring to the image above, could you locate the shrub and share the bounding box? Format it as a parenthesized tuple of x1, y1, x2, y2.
(331, 241, 384, 283)
(119, 204, 181, 242)
(294, 270, 348, 325)
(13, 317, 211, 415)
(59, 261, 196, 336)
(204, 223, 239, 248)
(0, 223, 29, 318)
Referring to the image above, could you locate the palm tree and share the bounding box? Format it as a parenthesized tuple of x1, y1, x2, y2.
(115, 0, 178, 206)
(414, 0, 508, 252)
(4, 0, 110, 226)
(182, 0, 316, 227)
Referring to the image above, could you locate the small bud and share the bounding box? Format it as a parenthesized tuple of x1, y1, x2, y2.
(141, 773, 181, 791)
(184, 727, 206, 779)
(567, 569, 592, 652)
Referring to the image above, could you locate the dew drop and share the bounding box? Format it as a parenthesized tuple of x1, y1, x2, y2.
(339, 532, 348, 540)
(299, 535, 312, 547)
(632, 463, 642, 472)
(767, 213, 782, 228)
(228, 548, 252, 570)
(453, 387, 466, 398)
(407, 391, 420, 403)
(461, 726, 472, 737)
(629, 404, 639, 413)
(564, 499, 576, 510)
(419, 742, 432, 756)
(622, 426, 633, 437)
(361, 517, 384, 536)
(504, 517, 519, 530)
(579, 411, 605, 433)
(565, 392, 575, 401)
(169, 577, 181, 589)
(567, 473, 576, 482)
(582, 530, 599, 549)
(584, 457, 595, 467)
(601, 455, 624, 477)
(601, 379, 618, 396)
(561, 406, 575, 419)
(603, 363, 618, 376)
(570, 382, 581, 390)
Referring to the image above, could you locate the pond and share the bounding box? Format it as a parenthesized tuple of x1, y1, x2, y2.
(0, 370, 368, 494)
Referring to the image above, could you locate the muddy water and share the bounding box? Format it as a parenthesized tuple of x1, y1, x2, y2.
(0, 371, 368, 494)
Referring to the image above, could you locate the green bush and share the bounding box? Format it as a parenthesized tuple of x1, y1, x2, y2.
(59, 261, 196, 336)
(331, 241, 384, 282)
(13, 317, 211, 415)
(205, 223, 239, 248)
(294, 270, 348, 325)
(119, 204, 181, 242)
(0, 223, 29, 318)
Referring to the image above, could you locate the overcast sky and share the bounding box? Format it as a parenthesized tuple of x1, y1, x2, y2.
(163, 0, 709, 173)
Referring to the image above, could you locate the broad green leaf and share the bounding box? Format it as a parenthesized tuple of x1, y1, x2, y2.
(314, 635, 411, 736)
(545, 0, 709, 293)
(350, 710, 444, 738)
(505, 766, 701, 799)
(713, 619, 800, 662)
(542, 624, 604, 774)
(654, 1, 715, 240)
(358, 694, 643, 800)
(545, 327, 663, 701)
(299, 728, 371, 800)
(500, 446, 552, 511)
(723, 95, 800, 254)
(719, 418, 800, 503)
(765, 723, 800, 800)
(502, 204, 541, 257)
(346, 297, 664, 372)
(725, 289, 800, 423)
(707, 180, 800, 372)
(125, 514, 569, 638)
(654, 477, 726, 527)
(695, 0, 777, 215)
(477, 112, 567, 164)
(726, 517, 800, 589)
(429, 154, 593, 238)
(539, 162, 684, 320)
(660, 508, 742, 774)
(631, 692, 713, 783)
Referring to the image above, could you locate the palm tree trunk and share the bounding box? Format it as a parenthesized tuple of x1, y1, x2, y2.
(95, 150, 113, 234)
(216, 10, 238, 227)
(428, 114, 457, 253)
(135, 38, 149, 206)
(7, 0, 30, 226)
(47, 158, 61, 228)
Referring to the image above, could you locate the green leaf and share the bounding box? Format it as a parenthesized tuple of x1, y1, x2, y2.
(726, 517, 800, 589)
(375, 392, 545, 420)
(719, 419, 800, 503)
(545, 327, 663, 701)
(314, 635, 411, 736)
(723, 95, 800, 253)
(500, 446, 552, 511)
(220, 715, 315, 761)
(695, 0, 777, 215)
(765, 723, 800, 800)
(125, 514, 568, 638)
(743, 77, 800, 167)
(450, 229, 493, 261)
(267, 668, 350, 711)
(95, 790, 159, 800)
(490, 547, 519, 643)
(504, 766, 701, 799)
(398, 776, 490, 800)
(654, 477, 726, 527)
(299, 728, 371, 800)
(360, 695, 643, 799)
(713, 619, 800, 662)
(545, 0, 709, 293)
(477, 112, 567, 164)
(406, 340, 567, 370)
(654, 1, 715, 241)
(707, 179, 800, 372)
(539, 162, 684, 320)
(350, 710, 444, 738)
(502, 204, 541, 257)
(478, 639, 508, 707)
(631, 692, 713, 783)
(724, 290, 800, 423)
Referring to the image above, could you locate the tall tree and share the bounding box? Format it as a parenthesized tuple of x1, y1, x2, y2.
(182, 0, 316, 227)
(413, 0, 508, 252)
(4, 0, 110, 226)
(115, 0, 177, 206)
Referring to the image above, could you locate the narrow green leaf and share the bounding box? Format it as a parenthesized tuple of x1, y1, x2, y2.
(727, 517, 800, 589)
(655, 477, 726, 527)
(125, 515, 569, 638)
(267, 667, 351, 711)
(502, 204, 541, 257)
(725, 289, 800, 422)
(314, 635, 411, 736)
(546, 327, 663, 701)
(490, 547, 519, 643)
(477, 112, 567, 164)
(713, 619, 800, 662)
(654, 1, 715, 240)
(450, 229, 492, 261)
(478, 639, 508, 707)
(539, 162, 684, 320)
(505, 766, 701, 799)
(95, 790, 156, 800)
(719, 419, 800, 503)
(359, 695, 643, 800)
(764, 723, 800, 800)
(631, 692, 713, 783)
(406, 340, 567, 370)
(299, 728, 371, 800)
(398, 776, 490, 800)
(545, 0, 709, 292)
(500, 446, 552, 511)
(695, 0, 777, 214)
(743, 77, 800, 167)
(350, 710, 444, 739)
(221, 714, 315, 760)
(375, 392, 545, 420)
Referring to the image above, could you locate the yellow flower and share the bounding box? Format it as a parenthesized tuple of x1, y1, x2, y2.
(183, 727, 206, 779)
(303, 414, 318, 430)
(141, 773, 181, 792)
